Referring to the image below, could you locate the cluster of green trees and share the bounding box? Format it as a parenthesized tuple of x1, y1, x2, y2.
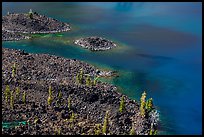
(4, 62, 157, 135)
(47, 85, 73, 111)
(76, 69, 100, 87)
(4, 84, 156, 135)
(117, 91, 156, 135)
(139, 91, 157, 135)
(140, 91, 154, 117)
(4, 85, 27, 109)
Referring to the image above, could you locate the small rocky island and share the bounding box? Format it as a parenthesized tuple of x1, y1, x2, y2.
(2, 10, 71, 41)
(2, 48, 159, 135)
(74, 36, 117, 51)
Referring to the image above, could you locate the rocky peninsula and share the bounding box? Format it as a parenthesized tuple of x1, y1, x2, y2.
(2, 48, 159, 135)
(2, 10, 71, 41)
(2, 30, 30, 41)
(74, 36, 117, 51)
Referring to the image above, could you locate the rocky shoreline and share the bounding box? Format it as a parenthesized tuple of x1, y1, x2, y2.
(2, 48, 159, 135)
(74, 36, 117, 51)
(2, 30, 30, 41)
(2, 11, 71, 41)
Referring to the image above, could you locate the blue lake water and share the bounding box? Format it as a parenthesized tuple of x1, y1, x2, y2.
(2, 2, 202, 135)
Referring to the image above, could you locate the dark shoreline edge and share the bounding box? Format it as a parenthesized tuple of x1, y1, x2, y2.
(2, 48, 159, 135)
(2, 30, 30, 41)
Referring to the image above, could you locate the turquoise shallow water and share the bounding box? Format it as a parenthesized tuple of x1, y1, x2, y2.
(2, 2, 202, 135)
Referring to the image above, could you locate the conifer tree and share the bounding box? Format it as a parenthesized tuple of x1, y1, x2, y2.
(28, 9, 33, 19)
(145, 98, 153, 112)
(68, 95, 71, 111)
(153, 130, 157, 135)
(12, 63, 16, 78)
(86, 75, 91, 86)
(22, 91, 26, 104)
(129, 125, 136, 135)
(94, 124, 101, 135)
(70, 112, 75, 122)
(140, 91, 146, 117)
(10, 91, 14, 109)
(76, 73, 80, 84)
(47, 95, 52, 106)
(58, 90, 62, 100)
(79, 69, 83, 84)
(119, 95, 125, 113)
(102, 111, 109, 135)
(48, 85, 52, 96)
(5, 85, 10, 103)
(15, 87, 20, 101)
(93, 76, 99, 86)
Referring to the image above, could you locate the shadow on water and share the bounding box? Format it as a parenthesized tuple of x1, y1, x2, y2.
(115, 2, 145, 12)
(136, 53, 173, 60)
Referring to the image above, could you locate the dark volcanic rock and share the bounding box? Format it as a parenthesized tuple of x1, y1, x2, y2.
(2, 48, 159, 135)
(2, 12, 71, 34)
(2, 30, 30, 41)
(2, 12, 71, 41)
(74, 36, 117, 51)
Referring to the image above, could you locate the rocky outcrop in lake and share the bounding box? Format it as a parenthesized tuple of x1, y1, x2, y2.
(74, 36, 117, 51)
